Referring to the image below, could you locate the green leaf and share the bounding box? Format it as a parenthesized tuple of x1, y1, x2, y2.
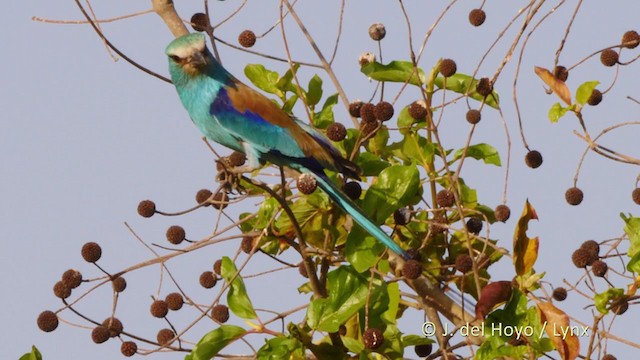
(307, 75, 323, 106)
(19, 346, 42, 360)
(307, 266, 369, 332)
(575, 81, 600, 105)
(361, 61, 426, 86)
(594, 288, 625, 314)
(341, 336, 365, 354)
(387, 134, 435, 165)
(256, 336, 305, 360)
(548, 102, 570, 123)
(313, 93, 339, 129)
(434, 73, 499, 109)
(221, 257, 257, 319)
(185, 325, 246, 360)
(276, 63, 300, 94)
(244, 64, 282, 97)
(355, 152, 391, 177)
(346, 165, 419, 271)
(402, 335, 434, 347)
(453, 143, 501, 166)
(362, 165, 420, 225)
(282, 94, 299, 114)
(458, 179, 478, 209)
(622, 213, 640, 272)
(255, 197, 280, 230)
(345, 227, 383, 273)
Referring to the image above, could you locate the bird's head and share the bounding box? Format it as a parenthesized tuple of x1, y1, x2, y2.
(166, 33, 211, 77)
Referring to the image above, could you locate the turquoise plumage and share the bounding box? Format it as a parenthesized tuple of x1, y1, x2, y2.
(166, 33, 408, 259)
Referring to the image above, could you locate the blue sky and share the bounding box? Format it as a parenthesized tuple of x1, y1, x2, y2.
(3, 1, 640, 359)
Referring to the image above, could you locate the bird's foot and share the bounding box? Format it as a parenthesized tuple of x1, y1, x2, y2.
(215, 160, 250, 194)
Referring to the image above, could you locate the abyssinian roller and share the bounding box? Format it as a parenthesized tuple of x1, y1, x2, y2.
(165, 33, 408, 259)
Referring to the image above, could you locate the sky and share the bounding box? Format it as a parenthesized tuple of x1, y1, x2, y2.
(3, 1, 640, 359)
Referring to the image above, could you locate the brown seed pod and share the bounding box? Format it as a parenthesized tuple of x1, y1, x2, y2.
(600, 49, 619, 67)
(622, 30, 640, 49)
(326, 123, 347, 141)
(454, 254, 473, 273)
(112, 276, 127, 293)
(565, 187, 584, 206)
(525, 150, 543, 169)
(587, 89, 603, 106)
(436, 189, 455, 208)
(121, 341, 138, 357)
(102, 317, 123, 337)
(212, 304, 230, 323)
(360, 103, 376, 123)
(343, 181, 362, 200)
(212, 191, 229, 210)
(402, 260, 422, 279)
(374, 101, 394, 121)
(297, 173, 317, 195)
(408, 101, 427, 120)
(349, 100, 364, 117)
(368, 23, 386, 41)
(166, 225, 186, 245)
(62, 269, 83, 289)
(53, 281, 71, 299)
(165, 292, 184, 311)
(196, 189, 213, 206)
(238, 30, 257, 48)
(190, 13, 209, 32)
(91, 326, 110, 344)
(157, 328, 176, 346)
(137, 200, 156, 218)
(468, 9, 486, 27)
(465, 109, 481, 124)
(439, 58, 457, 77)
(552, 287, 567, 301)
(81, 242, 102, 263)
(494, 205, 511, 222)
(553, 65, 569, 82)
(199, 271, 217, 289)
(363, 328, 384, 349)
(150, 300, 169, 318)
(37, 310, 59, 332)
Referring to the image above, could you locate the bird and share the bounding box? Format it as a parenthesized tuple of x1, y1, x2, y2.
(165, 33, 408, 259)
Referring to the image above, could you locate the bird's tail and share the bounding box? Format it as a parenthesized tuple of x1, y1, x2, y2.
(310, 171, 409, 259)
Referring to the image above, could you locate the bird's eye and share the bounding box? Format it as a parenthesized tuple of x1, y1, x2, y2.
(169, 55, 181, 62)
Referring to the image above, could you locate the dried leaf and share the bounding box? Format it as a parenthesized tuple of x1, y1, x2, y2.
(513, 200, 539, 276)
(475, 281, 513, 319)
(537, 301, 580, 360)
(535, 66, 572, 106)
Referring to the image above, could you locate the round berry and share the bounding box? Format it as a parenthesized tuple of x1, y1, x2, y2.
(571, 248, 591, 268)
(102, 317, 123, 337)
(552, 287, 567, 301)
(469, 9, 486, 27)
(200, 271, 217, 289)
(591, 260, 608, 277)
(297, 173, 317, 195)
(633, 188, 640, 205)
(374, 101, 394, 121)
(612, 301, 628, 315)
(81, 242, 102, 263)
(150, 300, 169, 318)
(112, 276, 127, 293)
(455, 254, 473, 273)
(157, 328, 175, 346)
(196, 189, 213, 206)
(466, 218, 483, 234)
(408, 101, 427, 120)
(602, 354, 618, 360)
(343, 181, 362, 200)
(466, 109, 481, 124)
(525, 150, 543, 169)
(430, 212, 448, 235)
(91, 326, 110, 344)
(494, 205, 511, 223)
(166, 292, 184, 311)
(190, 13, 209, 32)
(476, 77, 493, 97)
(565, 187, 584, 206)
(212, 191, 229, 210)
(580, 240, 600, 258)
(53, 281, 71, 299)
(436, 189, 455, 208)
(360, 103, 376, 123)
(393, 207, 411, 226)
(622, 30, 640, 49)
(363, 328, 384, 350)
(600, 49, 619, 67)
(368, 23, 386, 41)
(406, 248, 422, 262)
(238, 30, 256, 48)
(349, 101, 364, 118)
(415, 343, 433, 357)
(37, 310, 59, 332)
(553, 65, 569, 82)
(137, 200, 156, 218)
(212, 304, 230, 323)
(121, 341, 137, 357)
(587, 89, 603, 106)
(166, 225, 186, 245)
(213, 259, 222, 275)
(62, 269, 82, 289)
(360, 119, 379, 136)
(229, 151, 246, 167)
(326, 123, 347, 141)
(439, 58, 457, 77)
(241, 235, 254, 254)
(402, 260, 422, 279)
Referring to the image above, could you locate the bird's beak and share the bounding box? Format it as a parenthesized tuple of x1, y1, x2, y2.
(188, 52, 207, 68)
